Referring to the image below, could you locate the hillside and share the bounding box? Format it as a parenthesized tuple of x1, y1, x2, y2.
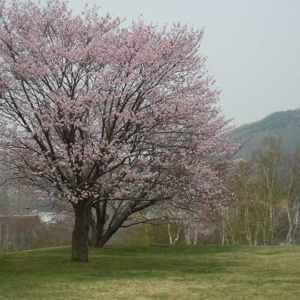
(231, 109, 300, 157)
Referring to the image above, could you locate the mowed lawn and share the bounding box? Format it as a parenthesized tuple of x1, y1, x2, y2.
(0, 245, 300, 299)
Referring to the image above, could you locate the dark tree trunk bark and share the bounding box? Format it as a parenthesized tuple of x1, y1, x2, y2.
(88, 200, 156, 248)
(89, 224, 104, 247)
(71, 201, 89, 262)
(89, 202, 130, 248)
(89, 219, 121, 248)
(96, 224, 121, 248)
(88, 202, 106, 247)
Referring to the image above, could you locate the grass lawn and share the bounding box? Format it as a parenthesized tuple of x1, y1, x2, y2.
(0, 245, 300, 299)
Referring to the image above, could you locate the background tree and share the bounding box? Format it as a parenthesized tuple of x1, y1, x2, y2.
(280, 145, 300, 245)
(0, 0, 237, 261)
(215, 136, 300, 246)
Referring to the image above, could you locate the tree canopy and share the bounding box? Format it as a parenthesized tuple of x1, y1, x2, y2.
(0, 0, 237, 261)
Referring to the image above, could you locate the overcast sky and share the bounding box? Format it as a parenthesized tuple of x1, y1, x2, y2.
(51, 0, 300, 125)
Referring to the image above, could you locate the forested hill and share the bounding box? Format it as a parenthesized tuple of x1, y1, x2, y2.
(231, 109, 300, 157)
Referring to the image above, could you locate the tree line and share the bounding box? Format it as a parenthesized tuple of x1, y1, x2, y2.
(216, 136, 300, 246)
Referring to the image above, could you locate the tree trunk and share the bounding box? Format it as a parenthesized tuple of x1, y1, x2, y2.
(96, 224, 120, 248)
(88, 202, 107, 247)
(95, 212, 132, 248)
(71, 202, 89, 262)
(88, 201, 131, 248)
(89, 217, 105, 247)
(193, 221, 198, 245)
(89, 225, 117, 248)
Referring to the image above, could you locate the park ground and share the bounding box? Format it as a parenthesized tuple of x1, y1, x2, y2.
(0, 244, 300, 299)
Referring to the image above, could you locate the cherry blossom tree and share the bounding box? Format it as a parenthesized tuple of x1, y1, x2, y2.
(0, 0, 237, 261)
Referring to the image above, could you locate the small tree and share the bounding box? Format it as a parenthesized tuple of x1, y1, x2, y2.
(0, 0, 236, 261)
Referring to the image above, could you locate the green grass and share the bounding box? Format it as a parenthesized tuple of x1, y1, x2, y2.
(1, 245, 300, 299)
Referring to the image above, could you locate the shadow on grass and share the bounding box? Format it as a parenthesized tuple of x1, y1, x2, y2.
(0, 244, 241, 284)
(66, 244, 241, 281)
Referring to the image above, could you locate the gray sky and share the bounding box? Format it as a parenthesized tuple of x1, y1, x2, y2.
(60, 1, 300, 125)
